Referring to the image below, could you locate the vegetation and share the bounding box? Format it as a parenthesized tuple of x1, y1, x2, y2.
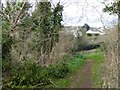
(2, 53, 86, 88)
(1, 1, 63, 63)
(2, 49, 105, 88)
(102, 0, 119, 88)
(1, 0, 118, 89)
(85, 50, 104, 88)
(50, 49, 104, 88)
(103, 1, 120, 15)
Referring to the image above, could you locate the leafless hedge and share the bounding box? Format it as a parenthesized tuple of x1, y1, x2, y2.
(102, 27, 118, 88)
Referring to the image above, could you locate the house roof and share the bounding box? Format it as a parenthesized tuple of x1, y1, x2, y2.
(86, 29, 106, 35)
(62, 26, 106, 36)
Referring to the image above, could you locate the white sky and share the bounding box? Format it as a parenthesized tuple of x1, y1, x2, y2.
(50, 0, 117, 27)
(1, 0, 118, 27)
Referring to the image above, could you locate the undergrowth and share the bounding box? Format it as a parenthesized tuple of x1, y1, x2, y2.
(2, 53, 85, 88)
(3, 50, 104, 88)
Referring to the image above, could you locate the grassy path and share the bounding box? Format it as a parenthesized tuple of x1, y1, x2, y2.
(47, 49, 104, 88)
(70, 59, 93, 88)
(79, 60, 93, 88)
(70, 50, 104, 88)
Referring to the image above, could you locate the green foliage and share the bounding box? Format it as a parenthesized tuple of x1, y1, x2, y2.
(12, 61, 51, 87)
(2, 0, 64, 77)
(85, 51, 104, 63)
(2, 20, 11, 59)
(3, 52, 86, 88)
(68, 56, 85, 73)
(87, 33, 92, 36)
(2, 2, 64, 88)
(1, 1, 31, 61)
(16, 2, 64, 62)
(74, 42, 100, 52)
(103, 1, 120, 15)
(3, 60, 69, 88)
(54, 78, 71, 88)
(48, 62, 69, 78)
(2, 60, 11, 73)
(31, 2, 63, 54)
(47, 53, 86, 88)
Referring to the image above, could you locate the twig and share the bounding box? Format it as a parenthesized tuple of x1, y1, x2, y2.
(49, 78, 58, 87)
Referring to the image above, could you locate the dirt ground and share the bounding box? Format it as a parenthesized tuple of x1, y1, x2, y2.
(70, 59, 93, 88)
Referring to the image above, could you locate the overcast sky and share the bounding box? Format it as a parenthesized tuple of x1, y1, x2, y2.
(49, 0, 117, 27)
(2, 0, 118, 27)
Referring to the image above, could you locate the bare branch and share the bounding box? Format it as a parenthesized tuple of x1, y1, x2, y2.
(13, 0, 27, 27)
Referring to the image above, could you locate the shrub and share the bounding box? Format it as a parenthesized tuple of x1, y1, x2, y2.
(4, 61, 51, 88)
(3, 60, 70, 88)
(48, 62, 69, 78)
(75, 43, 100, 51)
(87, 33, 92, 36)
(2, 59, 11, 72)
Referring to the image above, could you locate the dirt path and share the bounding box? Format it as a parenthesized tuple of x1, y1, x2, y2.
(70, 59, 93, 88)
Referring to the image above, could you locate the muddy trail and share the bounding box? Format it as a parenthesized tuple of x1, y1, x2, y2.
(70, 59, 93, 88)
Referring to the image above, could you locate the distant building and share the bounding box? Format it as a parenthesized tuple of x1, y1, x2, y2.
(61, 25, 106, 37)
(86, 27, 106, 36)
(81, 24, 106, 36)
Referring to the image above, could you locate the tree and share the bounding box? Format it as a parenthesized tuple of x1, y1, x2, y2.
(80, 23, 90, 35)
(22, 1, 63, 64)
(83, 23, 90, 31)
(0, 0, 31, 80)
(103, 1, 120, 14)
(1, 1, 31, 59)
(103, 1, 120, 30)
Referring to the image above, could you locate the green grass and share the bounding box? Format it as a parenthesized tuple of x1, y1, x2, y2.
(44, 49, 104, 88)
(54, 78, 71, 88)
(51, 54, 86, 88)
(68, 58, 85, 73)
(85, 50, 104, 88)
(85, 51, 104, 63)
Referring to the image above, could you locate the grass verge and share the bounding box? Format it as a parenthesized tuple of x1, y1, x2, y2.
(51, 49, 104, 88)
(51, 54, 86, 88)
(85, 50, 104, 88)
